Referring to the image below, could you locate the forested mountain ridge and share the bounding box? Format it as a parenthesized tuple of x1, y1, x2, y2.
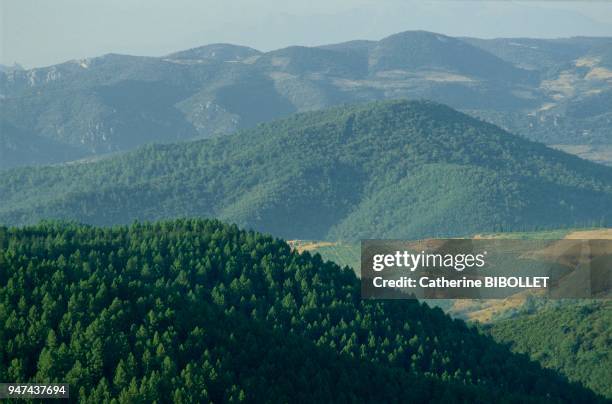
(0, 220, 605, 402)
(2, 31, 611, 169)
(488, 301, 611, 399)
(2, 100, 612, 239)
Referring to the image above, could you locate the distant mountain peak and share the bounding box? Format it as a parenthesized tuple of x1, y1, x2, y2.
(166, 43, 261, 62)
(2, 30, 611, 171)
(383, 30, 452, 39)
(369, 30, 532, 82)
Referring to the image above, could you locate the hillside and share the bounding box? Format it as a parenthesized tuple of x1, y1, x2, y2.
(2, 100, 612, 239)
(462, 37, 612, 71)
(487, 301, 612, 399)
(2, 31, 611, 169)
(368, 31, 534, 83)
(0, 120, 86, 168)
(464, 37, 612, 148)
(300, 230, 612, 398)
(0, 220, 604, 402)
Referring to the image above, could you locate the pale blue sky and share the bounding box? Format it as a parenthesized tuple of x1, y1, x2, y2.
(2, 0, 612, 68)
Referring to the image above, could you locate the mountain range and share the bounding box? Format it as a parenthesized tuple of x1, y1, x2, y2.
(2, 100, 611, 240)
(2, 30, 611, 170)
(2, 29, 611, 402)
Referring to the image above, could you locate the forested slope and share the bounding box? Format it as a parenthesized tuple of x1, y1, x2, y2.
(488, 301, 612, 399)
(2, 100, 612, 240)
(0, 220, 604, 402)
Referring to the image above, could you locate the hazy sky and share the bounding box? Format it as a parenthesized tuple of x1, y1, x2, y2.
(2, 0, 612, 68)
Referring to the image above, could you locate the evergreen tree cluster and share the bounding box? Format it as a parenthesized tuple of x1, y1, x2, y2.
(488, 301, 612, 399)
(0, 220, 604, 403)
(2, 100, 612, 241)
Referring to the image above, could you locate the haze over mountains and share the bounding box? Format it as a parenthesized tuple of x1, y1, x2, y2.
(2, 18, 611, 402)
(2, 100, 611, 240)
(2, 30, 612, 170)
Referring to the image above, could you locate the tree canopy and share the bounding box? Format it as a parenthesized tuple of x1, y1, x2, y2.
(2, 100, 612, 240)
(0, 219, 604, 402)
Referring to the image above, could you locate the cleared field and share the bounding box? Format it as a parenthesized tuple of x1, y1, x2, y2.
(474, 229, 571, 239)
(289, 240, 361, 275)
(564, 229, 612, 239)
(552, 144, 612, 167)
(288, 240, 338, 253)
(448, 294, 530, 323)
(299, 228, 612, 323)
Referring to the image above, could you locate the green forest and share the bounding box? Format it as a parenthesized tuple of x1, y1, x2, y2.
(2, 100, 612, 240)
(0, 220, 605, 403)
(2, 19, 612, 404)
(307, 236, 612, 398)
(488, 301, 611, 399)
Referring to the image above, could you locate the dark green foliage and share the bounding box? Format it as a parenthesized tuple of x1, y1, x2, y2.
(2, 100, 612, 239)
(309, 243, 361, 276)
(488, 301, 612, 399)
(0, 220, 604, 402)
